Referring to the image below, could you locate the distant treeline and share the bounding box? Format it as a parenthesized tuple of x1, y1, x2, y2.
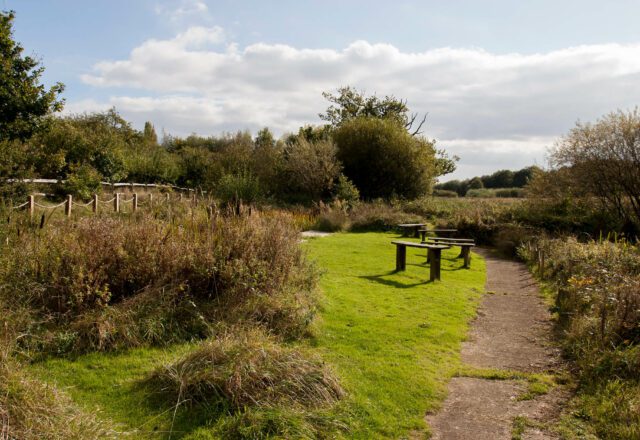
(434, 166, 541, 197)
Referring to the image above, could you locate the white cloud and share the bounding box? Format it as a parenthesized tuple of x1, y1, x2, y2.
(76, 28, 640, 178)
(155, 0, 210, 24)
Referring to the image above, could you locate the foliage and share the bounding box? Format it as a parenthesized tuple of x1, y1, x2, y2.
(435, 166, 540, 196)
(216, 171, 262, 205)
(30, 110, 133, 182)
(333, 117, 437, 199)
(278, 137, 342, 202)
(549, 109, 640, 231)
(518, 237, 640, 438)
(334, 173, 360, 204)
(319, 86, 413, 130)
(61, 163, 102, 199)
(0, 11, 64, 143)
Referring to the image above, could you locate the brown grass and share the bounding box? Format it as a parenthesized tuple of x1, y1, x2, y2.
(145, 328, 344, 410)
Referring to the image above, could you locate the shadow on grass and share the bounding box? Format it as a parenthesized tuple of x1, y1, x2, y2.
(359, 271, 431, 288)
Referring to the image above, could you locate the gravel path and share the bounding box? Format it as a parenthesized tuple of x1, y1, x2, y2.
(426, 248, 565, 440)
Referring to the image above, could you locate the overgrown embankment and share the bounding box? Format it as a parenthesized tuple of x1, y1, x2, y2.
(0, 205, 343, 438)
(520, 238, 640, 439)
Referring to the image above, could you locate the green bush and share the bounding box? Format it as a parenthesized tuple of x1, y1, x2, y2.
(432, 189, 458, 198)
(216, 171, 262, 205)
(60, 163, 102, 200)
(333, 117, 436, 199)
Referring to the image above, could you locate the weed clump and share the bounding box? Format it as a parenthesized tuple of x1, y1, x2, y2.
(146, 328, 344, 410)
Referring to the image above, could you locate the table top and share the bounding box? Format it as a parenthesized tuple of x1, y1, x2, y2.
(397, 223, 427, 227)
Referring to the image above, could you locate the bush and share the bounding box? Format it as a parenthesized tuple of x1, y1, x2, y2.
(60, 163, 102, 200)
(216, 171, 262, 205)
(494, 188, 524, 198)
(333, 117, 436, 199)
(432, 189, 458, 198)
(519, 237, 640, 438)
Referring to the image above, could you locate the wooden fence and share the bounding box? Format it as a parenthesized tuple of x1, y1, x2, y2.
(9, 192, 200, 218)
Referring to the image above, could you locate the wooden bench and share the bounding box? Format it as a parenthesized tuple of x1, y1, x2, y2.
(424, 238, 476, 269)
(397, 223, 427, 238)
(392, 241, 449, 281)
(418, 228, 457, 241)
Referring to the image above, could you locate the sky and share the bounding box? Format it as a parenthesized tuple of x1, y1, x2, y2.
(7, 0, 640, 180)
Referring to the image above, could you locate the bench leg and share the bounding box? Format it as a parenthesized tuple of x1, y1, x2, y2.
(429, 248, 441, 281)
(420, 230, 426, 243)
(462, 246, 471, 269)
(396, 244, 407, 271)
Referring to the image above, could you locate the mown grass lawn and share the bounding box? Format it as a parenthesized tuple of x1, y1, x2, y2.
(303, 231, 485, 438)
(29, 231, 485, 439)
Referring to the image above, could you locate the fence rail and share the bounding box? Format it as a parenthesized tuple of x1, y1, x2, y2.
(9, 191, 199, 218)
(5, 178, 199, 193)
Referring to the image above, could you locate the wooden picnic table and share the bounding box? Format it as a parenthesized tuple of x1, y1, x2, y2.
(392, 241, 449, 281)
(397, 223, 427, 238)
(424, 238, 476, 269)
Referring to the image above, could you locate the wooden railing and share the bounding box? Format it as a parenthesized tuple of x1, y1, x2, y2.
(9, 192, 199, 218)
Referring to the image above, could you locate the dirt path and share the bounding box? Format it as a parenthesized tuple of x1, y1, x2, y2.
(426, 248, 565, 440)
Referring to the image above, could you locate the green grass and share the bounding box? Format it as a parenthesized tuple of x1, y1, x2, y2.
(303, 231, 486, 437)
(29, 231, 486, 438)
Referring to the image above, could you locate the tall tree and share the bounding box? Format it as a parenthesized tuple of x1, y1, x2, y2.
(0, 11, 64, 141)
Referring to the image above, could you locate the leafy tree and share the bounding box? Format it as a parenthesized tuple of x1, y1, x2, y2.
(254, 127, 275, 149)
(467, 176, 484, 190)
(513, 166, 540, 187)
(143, 121, 158, 146)
(0, 11, 64, 142)
(481, 169, 514, 188)
(333, 117, 436, 199)
(320, 86, 426, 135)
(550, 109, 640, 228)
(278, 138, 341, 202)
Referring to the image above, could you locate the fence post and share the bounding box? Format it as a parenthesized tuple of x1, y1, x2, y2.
(92, 193, 99, 213)
(28, 195, 35, 219)
(114, 193, 120, 213)
(166, 193, 170, 203)
(179, 193, 183, 202)
(148, 193, 153, 207)
(133, 193, 138, 212)
(65, 195, 72, 217)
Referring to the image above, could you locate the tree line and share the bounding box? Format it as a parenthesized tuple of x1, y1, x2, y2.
(0, 11, 455, 204)
(434, 166, 540, 197)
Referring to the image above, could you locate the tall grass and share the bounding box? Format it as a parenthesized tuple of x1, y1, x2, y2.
(0, 208, 318, 355)
(519, 237, 640, 438)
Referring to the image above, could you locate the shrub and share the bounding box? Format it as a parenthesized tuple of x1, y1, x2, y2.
(145, 328, 344, 411)
(60, 163, 102, 200)
(333, 117, 436, 199)
(216, 171, 262, 205)
(494, 188, 524, 198)
(334, 173, 360, 205)
(277, 138, 341, 203)
(432, 189, 458, 198)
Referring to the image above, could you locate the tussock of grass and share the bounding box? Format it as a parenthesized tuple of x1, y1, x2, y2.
(145, 328, 344, 411)
(0, 358, 115, 439)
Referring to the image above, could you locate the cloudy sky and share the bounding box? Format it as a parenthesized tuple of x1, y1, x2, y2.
(9, 0, 640, 180)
